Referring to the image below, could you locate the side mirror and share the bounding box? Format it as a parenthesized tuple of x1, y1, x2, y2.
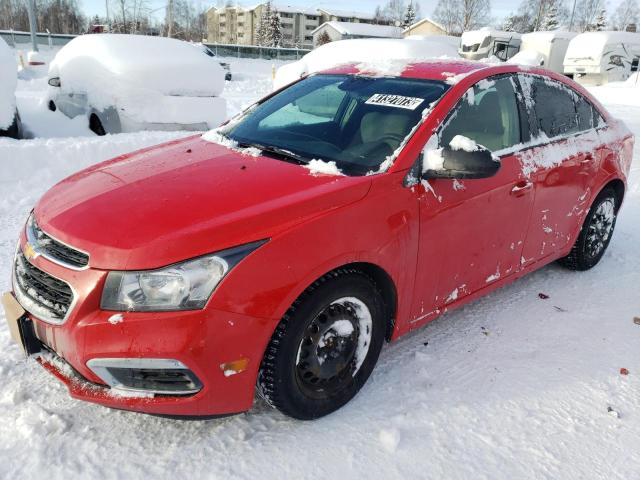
(423, 144, 500, 180)
(48, 77, 61, 87)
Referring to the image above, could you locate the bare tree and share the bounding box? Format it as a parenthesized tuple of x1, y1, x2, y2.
(612, 0, 640, 31)
(433, 0, 491, 34)
(573, 0, 605, 31)
(0, 0, 86, 34)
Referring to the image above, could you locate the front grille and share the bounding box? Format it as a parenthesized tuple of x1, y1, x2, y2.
(27, 215, 89, 269)
(14, 251, 74, 324)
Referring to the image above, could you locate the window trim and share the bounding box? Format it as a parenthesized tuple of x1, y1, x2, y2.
(435, 73, 526, 157)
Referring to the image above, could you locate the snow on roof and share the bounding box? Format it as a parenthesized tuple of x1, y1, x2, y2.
(402, 17, 447, 34)
(566, 31, 640, 59)
(0, 36, 16, 129)
(317, 8, 376, 20)
(461, 28, 522, 45)
(274, 37, 459, 89)
(521, 30, 577, 42)
(315, 21, 403, 38)
(273, 4, 319, 15)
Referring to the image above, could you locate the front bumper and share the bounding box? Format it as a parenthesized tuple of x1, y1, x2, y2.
(7, 235, 276, 417)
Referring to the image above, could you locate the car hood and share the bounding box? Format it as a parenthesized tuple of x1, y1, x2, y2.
(35, 136, 371, 270)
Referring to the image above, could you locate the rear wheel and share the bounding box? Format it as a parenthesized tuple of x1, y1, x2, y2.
(559, 188, 618, 271)
(89, 113, 106, 136)
(258, 269, 386, 420)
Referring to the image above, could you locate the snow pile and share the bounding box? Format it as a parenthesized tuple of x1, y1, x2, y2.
(201, 129, 262, 157)
(449, 134, 480, 152)
(0, 37, 17, 129)
(273, 38, 459, 89)
(304, 159, 343, 176)
(508, 50, 545, 67)
(48, 35, 227, 127)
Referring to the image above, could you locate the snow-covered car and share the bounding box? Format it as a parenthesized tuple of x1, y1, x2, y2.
(0, 37, 22, 139)
(200, 45, 233, 81)
(459, 28, 521, 62)
(274, 37, 459, 90)
(47, 34, 227, 135)
(3, 60, 633, 421)
(509, 31, 576, 74)
(564, 31, 640, 85)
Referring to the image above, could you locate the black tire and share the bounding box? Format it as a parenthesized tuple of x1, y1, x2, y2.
(559, 187, 618, 271)
(89, 113, 106, 136)
(48, 100, 57, 112)
(258, 268, 387, 420)
(0, 111, 21, 139)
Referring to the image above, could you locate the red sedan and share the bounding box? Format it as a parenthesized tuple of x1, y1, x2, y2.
(2, 61, 633, 420)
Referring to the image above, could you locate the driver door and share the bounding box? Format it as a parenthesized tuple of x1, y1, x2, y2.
(410, 75, 535, 323)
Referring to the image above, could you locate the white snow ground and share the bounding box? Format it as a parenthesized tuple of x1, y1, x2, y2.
(1, 51, 640, 479)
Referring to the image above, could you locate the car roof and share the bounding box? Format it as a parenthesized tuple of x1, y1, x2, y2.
(319, 59, 508, 82)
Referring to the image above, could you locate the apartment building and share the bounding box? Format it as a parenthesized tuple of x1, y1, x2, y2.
(206, 4, 377, 48)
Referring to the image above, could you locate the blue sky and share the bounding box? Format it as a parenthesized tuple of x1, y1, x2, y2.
(82, 0, 623, 25)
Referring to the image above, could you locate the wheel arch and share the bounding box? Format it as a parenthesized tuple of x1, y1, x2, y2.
(602, 178, 625, 212)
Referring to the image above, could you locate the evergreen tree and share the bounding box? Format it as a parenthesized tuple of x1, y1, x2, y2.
(541, 2, 559, 30)
(255, 2, 270, 46)
(402, 1, 416, 28)
(268, 6, 282, 47)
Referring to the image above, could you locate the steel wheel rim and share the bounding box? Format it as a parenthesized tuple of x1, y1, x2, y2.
(585, 198, 615, 259)
(295, 297, 372, 396)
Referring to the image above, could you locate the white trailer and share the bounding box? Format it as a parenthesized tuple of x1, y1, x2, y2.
(564, 31, 640, 85)
(458, 28, 521, 62)
(509, 31, 576, 73)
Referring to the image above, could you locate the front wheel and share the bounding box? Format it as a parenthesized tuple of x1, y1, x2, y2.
(258, 269, 387, 420)
(559, 188, 618, 271)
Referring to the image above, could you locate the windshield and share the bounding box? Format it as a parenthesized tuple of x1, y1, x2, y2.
(220, 74, 449, 176)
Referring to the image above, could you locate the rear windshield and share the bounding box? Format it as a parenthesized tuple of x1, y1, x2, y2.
(221, 74, 449, 175)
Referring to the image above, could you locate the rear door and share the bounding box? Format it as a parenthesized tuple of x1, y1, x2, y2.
(518, 75, 603, 265)
(411, 75, 534, 321)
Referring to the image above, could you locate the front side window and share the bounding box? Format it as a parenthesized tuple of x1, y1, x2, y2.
(221, 75, 450, 175)
(439, 76, 521, 153)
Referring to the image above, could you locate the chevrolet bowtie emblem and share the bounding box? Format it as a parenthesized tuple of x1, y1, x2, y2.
(23, 242, 39, 261)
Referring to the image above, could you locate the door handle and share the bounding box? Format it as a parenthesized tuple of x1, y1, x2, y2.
(510, 181, 533, 196)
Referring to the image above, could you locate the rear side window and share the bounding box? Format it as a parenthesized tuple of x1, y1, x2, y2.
(575, 96, 594, 131)
(439, 76, 521, 152)
(528, 77, 579, 138)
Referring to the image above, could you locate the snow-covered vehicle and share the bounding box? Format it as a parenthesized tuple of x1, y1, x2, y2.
(459, 28, 521, 62)
(0, 37, 22, 139)
(200, 44, 232, 81)
(564, 31, 640, 86)
(47, 34, 228, 135)
(274, 37, 459, 90)
(509, 31, 576, 73)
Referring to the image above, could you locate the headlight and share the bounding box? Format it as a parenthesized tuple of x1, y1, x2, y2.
(100, 241, 266, 312)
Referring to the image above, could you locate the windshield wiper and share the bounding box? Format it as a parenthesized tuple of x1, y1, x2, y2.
(237, 142, 310, 165)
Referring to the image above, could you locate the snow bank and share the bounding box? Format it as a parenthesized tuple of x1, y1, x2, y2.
(273, 38, 459, 89)
(49, 35, 227, 126)
(508, 50, 545, 67)
(0, 37, 17, 129)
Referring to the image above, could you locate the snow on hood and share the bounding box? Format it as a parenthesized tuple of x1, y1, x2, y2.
(48, 35, 226, 124)
(35, 136, 369, 270)
(273, 38, 459, 89)
(0, 37, 17, 129)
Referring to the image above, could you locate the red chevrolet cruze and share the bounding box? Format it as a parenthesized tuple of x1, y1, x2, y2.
(3, 61, 633, 420)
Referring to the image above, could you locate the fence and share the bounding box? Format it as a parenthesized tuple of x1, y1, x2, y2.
(0, 29, 76, 48)
(0, 30, 311, 60)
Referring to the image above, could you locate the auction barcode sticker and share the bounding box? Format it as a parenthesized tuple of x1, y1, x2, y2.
(365, 94, 424, 110)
